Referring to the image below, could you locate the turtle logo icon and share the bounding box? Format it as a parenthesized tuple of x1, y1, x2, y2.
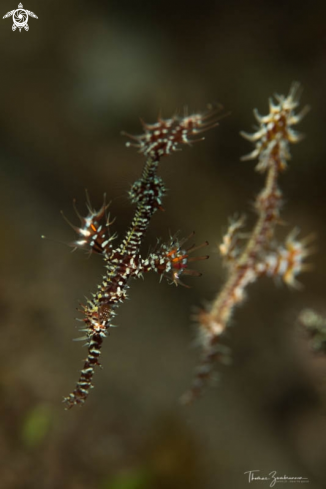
(3, 3, 38, 32)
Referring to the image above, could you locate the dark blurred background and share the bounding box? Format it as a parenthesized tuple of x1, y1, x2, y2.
(1, 1, 326, 488)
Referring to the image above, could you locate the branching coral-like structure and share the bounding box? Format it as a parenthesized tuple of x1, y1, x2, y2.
(61, 108, 221, 408)
(184, 83, 313, 403)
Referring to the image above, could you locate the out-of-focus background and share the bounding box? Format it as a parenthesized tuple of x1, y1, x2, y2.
(1, 1, 326, 488)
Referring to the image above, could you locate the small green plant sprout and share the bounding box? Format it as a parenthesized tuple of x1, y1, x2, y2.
(299, 309, 326, 354)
